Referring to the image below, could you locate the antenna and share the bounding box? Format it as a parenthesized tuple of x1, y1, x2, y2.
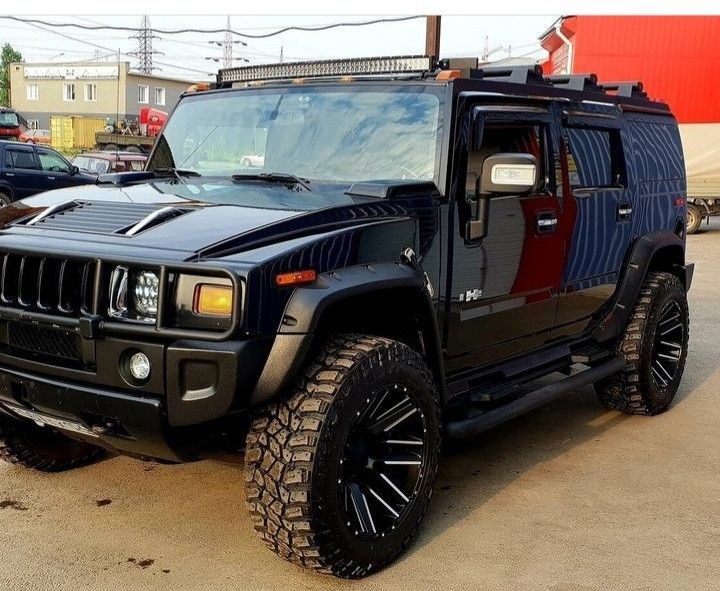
(129, 15, 163, 74)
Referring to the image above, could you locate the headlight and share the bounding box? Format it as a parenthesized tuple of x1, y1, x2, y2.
(133, 271, 160, 317)
(109, 266, 159, 323)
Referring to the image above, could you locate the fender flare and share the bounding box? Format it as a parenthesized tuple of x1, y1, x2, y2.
(250, 263, 443, 406)
(593, 230, 690, 342)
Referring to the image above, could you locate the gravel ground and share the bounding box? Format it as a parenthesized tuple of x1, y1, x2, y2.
(1, 223, 719, 591)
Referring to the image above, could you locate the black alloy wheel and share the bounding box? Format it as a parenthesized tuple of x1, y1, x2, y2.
(340, 383, 429, 540)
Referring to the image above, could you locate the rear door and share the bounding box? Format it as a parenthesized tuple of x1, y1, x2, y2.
(445, 106, 564, 369)
(553, 108, 634, 337)
(2, 145, 44, 197)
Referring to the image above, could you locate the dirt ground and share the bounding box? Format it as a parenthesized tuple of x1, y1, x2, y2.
(2, 224, 719, 591)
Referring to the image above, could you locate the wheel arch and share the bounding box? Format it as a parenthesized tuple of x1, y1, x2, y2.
(250, 263, 445, 407)
(593, 230, 692, 342)
(0, 183, 14, 201)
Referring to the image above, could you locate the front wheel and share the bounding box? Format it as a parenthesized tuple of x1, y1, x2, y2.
(0, 418, 105, 472)
(245, 335, 441, 578)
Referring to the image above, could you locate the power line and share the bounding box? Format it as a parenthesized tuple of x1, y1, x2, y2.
(18, 18, 208, 78)
(0, 15, 422, 39)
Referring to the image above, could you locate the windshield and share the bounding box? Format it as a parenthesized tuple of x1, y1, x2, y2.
(0, 112, 20, 128)
(72, 156, 111, 174)
(147, 86, 442, 184)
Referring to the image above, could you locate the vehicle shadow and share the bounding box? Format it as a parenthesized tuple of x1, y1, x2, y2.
(404, 345, 711, 562)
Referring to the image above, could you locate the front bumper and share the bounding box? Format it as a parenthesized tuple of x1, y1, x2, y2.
(0, 336, 273, 461)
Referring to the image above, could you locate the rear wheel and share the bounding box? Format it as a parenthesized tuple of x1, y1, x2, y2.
(595, 272, 689, 415)
(0, 418, 105, 472)
(686, 203, 703, 234)
(245, 334, 441, 578)
(0, 191, 11, 206)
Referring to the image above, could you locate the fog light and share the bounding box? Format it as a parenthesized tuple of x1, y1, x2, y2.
(128, 351, 151, 381)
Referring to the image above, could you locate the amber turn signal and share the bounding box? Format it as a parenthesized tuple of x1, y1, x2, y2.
(193, 284, 233, 316)
(275, 269, 317, 287)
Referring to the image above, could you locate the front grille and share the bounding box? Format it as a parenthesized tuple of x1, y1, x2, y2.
(7, 322, 81, 361)
(0, 252, 97, 317)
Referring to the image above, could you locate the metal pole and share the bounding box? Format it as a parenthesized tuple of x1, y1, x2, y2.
(425, 15, 441, 58)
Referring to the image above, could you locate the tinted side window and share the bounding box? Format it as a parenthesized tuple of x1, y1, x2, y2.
(626, 119, 684, 181)
(565, 128, 623, 189)
(38, 149, 71, 173)
(5, 148, 38, 170)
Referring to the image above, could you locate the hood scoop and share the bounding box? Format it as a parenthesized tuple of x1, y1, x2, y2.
(18, 200, 191, 236)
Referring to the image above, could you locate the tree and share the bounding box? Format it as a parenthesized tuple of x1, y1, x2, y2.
(0, 43, 23, 107)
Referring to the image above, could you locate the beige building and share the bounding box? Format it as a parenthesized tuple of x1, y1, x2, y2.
(9, 61, 193, 130)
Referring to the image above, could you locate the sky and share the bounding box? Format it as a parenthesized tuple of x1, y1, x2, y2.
(0, 15, 558, 81)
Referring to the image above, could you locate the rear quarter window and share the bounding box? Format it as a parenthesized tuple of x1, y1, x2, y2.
(626, 117, 685, 182)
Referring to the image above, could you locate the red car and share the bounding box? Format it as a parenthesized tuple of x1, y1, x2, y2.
(71, 151, 147, 175)
(19, 129, 52, 145)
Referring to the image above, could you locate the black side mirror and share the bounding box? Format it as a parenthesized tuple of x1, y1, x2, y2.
(465, 153, 538, 243)
(70, 165, 80, 175)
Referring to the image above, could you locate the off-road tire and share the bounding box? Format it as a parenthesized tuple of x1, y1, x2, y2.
(0, 418, 105, 472)
(595, 272, 689, 415)
(244, 334, 441, 578)
(686, 204, 703, 234)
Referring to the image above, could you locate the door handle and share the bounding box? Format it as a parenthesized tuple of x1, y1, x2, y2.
(47, 176, 56, 180)
(536, 213, 558, 233)
(5, 172, 14, 177)
(617, 203, 633, 221)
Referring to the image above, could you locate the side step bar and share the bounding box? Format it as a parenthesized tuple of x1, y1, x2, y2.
(445, 357, 625, 439)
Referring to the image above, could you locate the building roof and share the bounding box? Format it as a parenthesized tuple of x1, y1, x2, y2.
(11, 61, 196, 85)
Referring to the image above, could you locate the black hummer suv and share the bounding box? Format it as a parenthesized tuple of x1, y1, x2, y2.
(0, 57, 692, 578)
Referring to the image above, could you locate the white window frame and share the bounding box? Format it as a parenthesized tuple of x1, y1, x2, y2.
(63, 82, 76, 102)
(154, 86, 165, 106)
(84, 82, 97, 102)
(27, 119, 39, 130)
(26, 83, 39, 101)
(138, 84, 149, 104)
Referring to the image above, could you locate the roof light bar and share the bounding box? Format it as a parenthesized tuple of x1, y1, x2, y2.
(218, 55, 435, 84)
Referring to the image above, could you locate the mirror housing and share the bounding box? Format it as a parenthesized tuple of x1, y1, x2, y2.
(479, 153, 537, 195)
(70, 165, 80, 175)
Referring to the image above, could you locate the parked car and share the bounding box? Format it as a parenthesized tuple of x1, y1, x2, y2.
(0, 142, 95, 204)
(0, 57, 693, 579)
(18, 129, 52, 145)
(240, 153, 265, 167)
(72, 151, 147, 175)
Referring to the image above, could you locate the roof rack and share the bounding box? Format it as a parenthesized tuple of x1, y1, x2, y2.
(600, 81, 647, 99)
(469, 65, 549, 86)
(547, 73, 603, 93)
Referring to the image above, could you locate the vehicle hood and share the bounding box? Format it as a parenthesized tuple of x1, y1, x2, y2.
(0, 179, 418, 264)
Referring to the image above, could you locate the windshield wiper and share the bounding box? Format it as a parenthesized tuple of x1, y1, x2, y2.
(152, 167, 201, 183)
(231, 172, 311, 191)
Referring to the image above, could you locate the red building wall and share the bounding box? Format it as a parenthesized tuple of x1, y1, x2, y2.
(541, 16, 720, 123)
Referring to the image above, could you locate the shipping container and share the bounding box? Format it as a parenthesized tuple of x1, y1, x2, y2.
(50, 116, 107, 151)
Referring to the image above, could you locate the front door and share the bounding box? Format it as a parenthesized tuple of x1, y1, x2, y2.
(445, 111, 564, 370)
(37, 147, 83, 190)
